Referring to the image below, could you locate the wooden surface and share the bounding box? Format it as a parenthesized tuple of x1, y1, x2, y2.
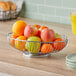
(0, 18, 76, 76)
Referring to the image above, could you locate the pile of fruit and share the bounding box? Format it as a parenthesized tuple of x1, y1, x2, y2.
(10, 20, 66, 53)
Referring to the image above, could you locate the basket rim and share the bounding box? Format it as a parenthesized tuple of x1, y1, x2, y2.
(7, 32, 68, 43)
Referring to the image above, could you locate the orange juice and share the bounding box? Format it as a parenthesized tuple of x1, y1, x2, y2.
(71, 13, 76, 35)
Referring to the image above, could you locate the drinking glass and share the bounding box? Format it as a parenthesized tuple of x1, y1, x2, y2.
(71, 12, 76, 35)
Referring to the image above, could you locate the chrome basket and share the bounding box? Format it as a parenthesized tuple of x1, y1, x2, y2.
(7, 33, 68, 57)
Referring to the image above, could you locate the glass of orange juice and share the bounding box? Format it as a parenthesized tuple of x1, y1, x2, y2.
(71, 12, 76, 35)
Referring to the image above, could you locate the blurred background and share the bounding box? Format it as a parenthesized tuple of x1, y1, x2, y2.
(20, 0, 76, 25)
(0, 0, 76, 25)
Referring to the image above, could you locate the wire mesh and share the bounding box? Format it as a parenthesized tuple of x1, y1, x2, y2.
(7, 33, 68, 56)
(0, 0, 23, 21)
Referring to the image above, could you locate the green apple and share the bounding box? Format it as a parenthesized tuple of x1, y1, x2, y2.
(25, 36, 41, 53)
(55, 33, 62, 39)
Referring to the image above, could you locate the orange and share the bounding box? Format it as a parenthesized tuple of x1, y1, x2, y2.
(12, 20, 27, 36)
(41, 44, 53, 53)
(39, 26, 48, 31)
(53, 38, 65, 51)
(34, 24, 40, 29)
(15, 36, 27, 51)
(10, 34, 18, 47)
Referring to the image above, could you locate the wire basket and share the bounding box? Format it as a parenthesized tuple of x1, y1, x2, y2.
(0, 8, 21, 21)
(0, 0, 23, 21)
(7, 33, 68, 57)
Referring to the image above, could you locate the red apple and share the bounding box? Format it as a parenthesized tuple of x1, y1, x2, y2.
(41, 28, 55, 42)
(36, 30, 41, 37)
(24, 25, 38, 38)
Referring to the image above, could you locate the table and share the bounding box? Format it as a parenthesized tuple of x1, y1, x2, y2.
(0, 18, 76, 76)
